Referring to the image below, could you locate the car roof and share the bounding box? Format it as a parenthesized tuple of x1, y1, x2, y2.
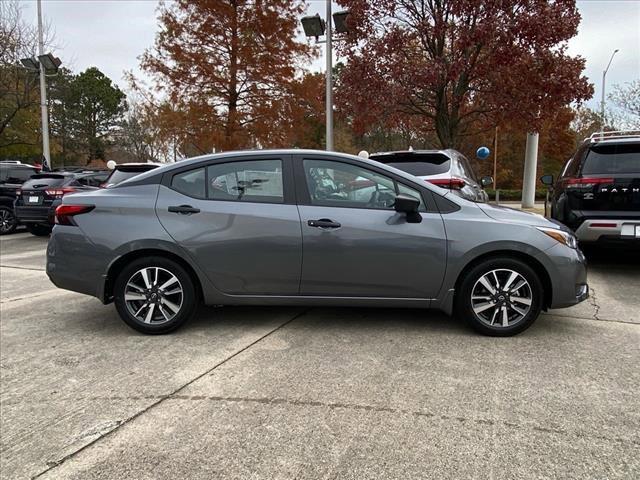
(117, 149, 451, 197)
(0, 163, 37, 169)
(586, 137, 640, 147)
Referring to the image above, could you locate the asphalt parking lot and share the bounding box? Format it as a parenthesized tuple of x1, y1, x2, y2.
(1, 231, 639, 479)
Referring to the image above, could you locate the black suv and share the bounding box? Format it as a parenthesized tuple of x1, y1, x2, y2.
(542, 131, 640, 243)
(0, 161, 39, 235)
(14, 171, 108, 236)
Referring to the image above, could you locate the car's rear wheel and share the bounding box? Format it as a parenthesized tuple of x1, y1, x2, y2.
(113, 256, 198, 334)
(0, 206, 18, 235)
(26, 223, 52, 236)
(455, 258, 543, 336)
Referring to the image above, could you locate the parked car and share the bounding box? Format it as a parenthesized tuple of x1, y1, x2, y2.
(14, 171, 107, 236)
(369, 149, 492, 202)
(0, 161, 39, 235)
(102, 163, 162, 187)
(541, 130, 640, 244)
(47, 149, 588, 336)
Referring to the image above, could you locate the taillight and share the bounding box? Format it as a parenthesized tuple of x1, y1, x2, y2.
(45, 187, 77, 198)
(427, 177, 466, 190)
(564, 177, 613, 188)
(55, 204, 94, 226)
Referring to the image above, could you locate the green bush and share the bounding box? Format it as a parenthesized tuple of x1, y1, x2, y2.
(484, 188, 548, 201)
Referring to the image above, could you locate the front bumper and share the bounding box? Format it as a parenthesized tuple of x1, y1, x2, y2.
(575, 218, 640, 243)
(537, 243, 589, 309)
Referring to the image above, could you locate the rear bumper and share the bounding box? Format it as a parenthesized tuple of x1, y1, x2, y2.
(575, 218, 640, 242)
(46, 225, 109, 301)
(14, 203, 57, 225)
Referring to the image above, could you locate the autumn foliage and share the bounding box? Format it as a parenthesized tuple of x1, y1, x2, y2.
(140, 0, 316, 152)
(336, 0, 594, 148)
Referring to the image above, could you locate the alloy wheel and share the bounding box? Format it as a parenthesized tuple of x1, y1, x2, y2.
(124, 267, 184, 324)
(470, 268, 533, 328)
(0, 209, 16, 234)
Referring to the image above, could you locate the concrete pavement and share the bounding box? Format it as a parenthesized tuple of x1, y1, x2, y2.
(1, 232, 638, 479)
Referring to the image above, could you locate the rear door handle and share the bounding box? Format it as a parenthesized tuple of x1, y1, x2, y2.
(308, 218, 341, 229)
(168, 205, 200, 215)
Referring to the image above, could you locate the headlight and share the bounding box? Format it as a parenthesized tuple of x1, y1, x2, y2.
(537, 226, 578, 249)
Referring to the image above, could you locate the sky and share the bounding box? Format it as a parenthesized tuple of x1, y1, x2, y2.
(20, 0, 640, 111)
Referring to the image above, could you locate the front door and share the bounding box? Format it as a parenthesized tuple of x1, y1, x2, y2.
(156, 156, 302, 295)
(295, 157, 447, 298)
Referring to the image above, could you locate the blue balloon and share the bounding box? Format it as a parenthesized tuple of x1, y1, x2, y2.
(476, 146, 490, 159)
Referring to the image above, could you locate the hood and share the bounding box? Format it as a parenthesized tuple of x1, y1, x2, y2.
(477, 203, 567, 230)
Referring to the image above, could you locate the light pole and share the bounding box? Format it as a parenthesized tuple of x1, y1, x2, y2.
(601, 49, 619, 126)
(36, 0, 50, 169)
(325, 0, 333, 151)
(19, 0, 60, 170)
(301, 3, 350, 151)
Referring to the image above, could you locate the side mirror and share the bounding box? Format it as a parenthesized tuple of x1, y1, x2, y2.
(394, 194, 421, 223)
(540, 174, 554, 186)
(394, 194, 419, 214)
(480, 176, 493, 187)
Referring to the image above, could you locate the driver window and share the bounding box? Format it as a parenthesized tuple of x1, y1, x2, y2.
(303, 159, 397, 209)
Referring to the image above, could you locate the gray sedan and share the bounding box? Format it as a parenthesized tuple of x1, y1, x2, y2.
(46, 150, 588, 336)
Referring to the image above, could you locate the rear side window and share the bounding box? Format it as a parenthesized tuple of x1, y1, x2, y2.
(208, 160, 283, 203)
(582, 143, 640, 175)
(171, 168, 206, 198)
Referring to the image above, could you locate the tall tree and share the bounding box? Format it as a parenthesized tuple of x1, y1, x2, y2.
(0, 0, 43, 149)
(139, 0, 313, 152)
(337, 0, 593, 148)
(67, 67, 127, 162)
(609, 80, 640, 129)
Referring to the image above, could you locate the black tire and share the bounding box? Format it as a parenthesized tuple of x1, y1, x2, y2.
(113, 256, 198, 334)
(26, 223, 52, 236)
(455, 257, 543, 337)
(0, 206, 18, 235)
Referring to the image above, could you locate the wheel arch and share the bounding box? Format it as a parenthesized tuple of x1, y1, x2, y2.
(453, 250, 553, 310)
(104, 248, 204, 304)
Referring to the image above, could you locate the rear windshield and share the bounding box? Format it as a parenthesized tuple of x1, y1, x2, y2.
(582, 143, 640, 175)
(22, 175, 69, 188)
(372, 153, 450, 176)
(105, 169, 149, 186)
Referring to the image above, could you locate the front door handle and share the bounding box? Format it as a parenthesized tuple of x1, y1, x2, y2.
(168, 205, 200, 215)
(308, 218, 341, 229)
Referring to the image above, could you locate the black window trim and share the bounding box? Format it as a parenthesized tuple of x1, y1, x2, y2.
(292, 154, 438, 213)
(163, 154, 295, 205)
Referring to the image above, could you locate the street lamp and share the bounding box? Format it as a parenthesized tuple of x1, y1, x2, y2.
(301, 3, 351, 151)
(300, 14, 325, 39)
(601, 48, 619, 126)
(18, 0, 59, 170)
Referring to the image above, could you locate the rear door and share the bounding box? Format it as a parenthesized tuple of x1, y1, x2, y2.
(294, 155, 447, 298)
(578, 142, 640, 212)
(156, 155, 302, 295)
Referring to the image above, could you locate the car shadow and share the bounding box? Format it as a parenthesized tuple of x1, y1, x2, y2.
(582, 244, 640, 268)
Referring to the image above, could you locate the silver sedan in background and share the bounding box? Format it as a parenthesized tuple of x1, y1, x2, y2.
(46, 150, 588, 336)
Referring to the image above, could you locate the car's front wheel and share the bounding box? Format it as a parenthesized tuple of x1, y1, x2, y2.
(455, 258, 543, 336)
(26, 223, 52, 236)
(0, 206, 18, 235)
(113, 256, 198, 334)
